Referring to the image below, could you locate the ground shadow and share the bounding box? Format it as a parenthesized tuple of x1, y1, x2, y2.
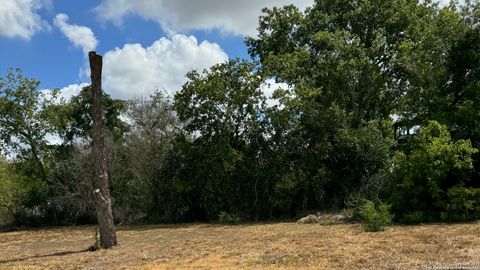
(0, 249, 89, 264)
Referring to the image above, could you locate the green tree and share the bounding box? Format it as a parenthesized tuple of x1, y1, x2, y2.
(56, 86, 128, 143)
(247, 0, 419, 123)
(0, 69, 128, 226)
(168, 59, 270, 221)
(0, 69, 61, 179)
(246, 0, 401, 211)
(108, 91, 178, 223)
(0, 69, 62, 212)
(393, 2, 480, 191)
(388, 121, 477, 223)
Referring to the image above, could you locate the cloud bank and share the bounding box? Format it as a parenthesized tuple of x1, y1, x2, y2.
(0, 0, 51, 39)
(95, 0, 314, 36)
(101, 34, 228, 99)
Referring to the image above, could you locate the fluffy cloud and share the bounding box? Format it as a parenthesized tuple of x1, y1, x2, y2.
(261, 78, 290, 107)
(54, 13, 98, 55)
(57, 83, 88, 101)
(95, 0, 314, 36)
(102, 34, 228, 99)
(40, 83, 87, 104)
(0, 0, 50, 39)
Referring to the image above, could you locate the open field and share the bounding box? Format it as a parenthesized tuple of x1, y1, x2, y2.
(1, 222, 479, 270)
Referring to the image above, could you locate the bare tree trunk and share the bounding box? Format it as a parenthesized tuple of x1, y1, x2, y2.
(89, 51, 117, 249)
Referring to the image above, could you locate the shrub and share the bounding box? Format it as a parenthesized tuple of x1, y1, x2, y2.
(388, 121, 478, 223)
(441, 186, 480, 221)
(218, 211, 240, 224)
(0, 159, 28, 227)
(399, 211, 424, 224)
(359, 200, 393, 232)
(344, 194, 368, 222)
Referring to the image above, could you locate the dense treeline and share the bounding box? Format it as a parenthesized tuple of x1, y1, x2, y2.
(1, 0, 479, 227)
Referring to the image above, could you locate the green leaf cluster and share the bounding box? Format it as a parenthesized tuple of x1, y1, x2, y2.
(389, 121, 478, 222)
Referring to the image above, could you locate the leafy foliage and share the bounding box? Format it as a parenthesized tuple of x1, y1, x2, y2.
(165, 59, 269, 221)
(0, 159, 25, 225)
(0, 68, 59, 179)
(442, 186, 480, 221)
(218, 211, 241, 225)
(358, 200, 393, 232)
(57, 86, 128, 142)
(389, 121, 478, 223)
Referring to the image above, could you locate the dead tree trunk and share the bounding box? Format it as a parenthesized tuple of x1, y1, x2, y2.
(89, 51, 117, 248)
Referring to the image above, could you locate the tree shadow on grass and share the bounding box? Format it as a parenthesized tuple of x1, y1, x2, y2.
(0, 249, 90, 265)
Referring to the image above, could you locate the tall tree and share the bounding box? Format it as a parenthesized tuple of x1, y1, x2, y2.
(394, 2, 480, 181)
(246, 0, 417, 122)
(170, 59, 270, 220)
(246, 0, 401, 209)
(0, 69, 64, 210)
(89, 51, 117, 248)
(106, 91, 178, 223)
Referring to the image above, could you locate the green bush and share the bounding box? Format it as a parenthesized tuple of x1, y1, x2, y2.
(0, 159, 27, 227)
(399, 211, 424, 224)
(441, 186, 480, 221)
(218, 211, 240, 224)
(388, 121, 478, 223)
(358, 200, 393, 232)
(344, 194, 368, 222)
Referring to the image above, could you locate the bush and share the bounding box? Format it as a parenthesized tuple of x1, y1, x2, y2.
(441, 186, 480, 221)
(358, 200, 393, 232)
(399, 211, 424, 224)
(344, 194, 368, 222)
(0, 159, 27, 227)
(388, 121, 478, 223)
(218, 211, 240, 224)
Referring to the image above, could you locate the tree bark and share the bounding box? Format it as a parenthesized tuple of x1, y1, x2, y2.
(89, 51, 117, 248)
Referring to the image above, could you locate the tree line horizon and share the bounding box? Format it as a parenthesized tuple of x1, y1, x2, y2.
(1, 0, 479, 227)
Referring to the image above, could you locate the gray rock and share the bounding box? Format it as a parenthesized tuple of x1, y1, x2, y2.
(297, 214, 320, 224)
(331, 214, 347, 223)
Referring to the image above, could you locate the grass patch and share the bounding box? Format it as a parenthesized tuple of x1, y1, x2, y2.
(0, 222, 479, 269)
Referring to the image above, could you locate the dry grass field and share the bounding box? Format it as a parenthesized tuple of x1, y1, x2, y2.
(0, 222, 479, 270)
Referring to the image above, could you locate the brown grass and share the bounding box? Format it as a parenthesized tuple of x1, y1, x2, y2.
(1, 222, 479, 269)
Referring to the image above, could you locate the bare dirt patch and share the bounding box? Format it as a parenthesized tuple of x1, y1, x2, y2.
(1, 222, 479, 269)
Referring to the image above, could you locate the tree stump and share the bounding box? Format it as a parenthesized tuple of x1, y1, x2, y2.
(89, 51, 117, 248)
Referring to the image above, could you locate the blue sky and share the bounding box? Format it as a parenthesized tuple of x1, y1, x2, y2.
(0, 0, 313, 99)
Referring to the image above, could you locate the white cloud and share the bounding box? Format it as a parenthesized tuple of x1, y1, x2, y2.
(102, 34, 228, 99)
(95, 0, 314, 36)
(45, 133, 62, 145)
(40, 83, 87, 104)
(57, 83, 88, 101)
(0, 0, 51, 39)
(261, 78, 289, 107)
(54, 13, 98, 55)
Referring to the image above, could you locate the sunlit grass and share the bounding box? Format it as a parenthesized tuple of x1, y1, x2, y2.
(1, 222, 479, 269)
